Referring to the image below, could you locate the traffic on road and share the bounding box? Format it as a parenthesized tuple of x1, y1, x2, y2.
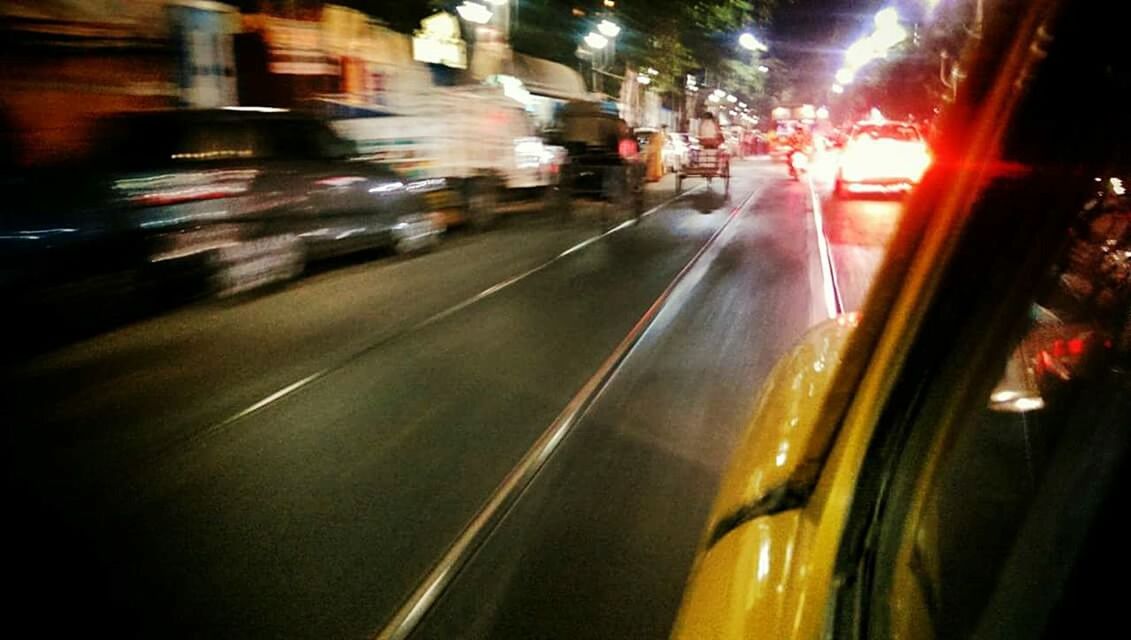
(3, 1, 1127, 639)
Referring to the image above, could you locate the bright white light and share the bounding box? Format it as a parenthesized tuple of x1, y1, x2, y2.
(708, 94, 721, 102)
(597, 19, 621, 38)
(1112, 177, 1126, 196)
(647, 67, 659, 76)
(835, 67, 855, 85)
(831, 83, 845, 94)
(845, 38, 878, 69)
(816, 106, 829, 119)
(584, 32, 608, 49)
(757, 65, 769, 73)
(991, 390, 1020, 404)
(873, 23, 908, 49)
(713, 88, 727, 97)
(369, 181, 404, 194)
(1011, 397, 1046, 412)
(484, 0, 507, 5)
(686, 74, 697, 85)
(739, 101, 747, 107)
(223, 106, 288, 113)
(637, 74, 651, 85)
(875, 7, 899, 30)
(456, 1, 492, 24)
(726, 94, 738, 103)
(739, 32, 768, 52)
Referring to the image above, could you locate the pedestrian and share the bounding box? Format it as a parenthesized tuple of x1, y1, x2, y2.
(697, 112, 723, 149)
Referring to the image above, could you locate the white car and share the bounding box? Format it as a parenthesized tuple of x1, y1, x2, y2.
(835, 121, 932, 197)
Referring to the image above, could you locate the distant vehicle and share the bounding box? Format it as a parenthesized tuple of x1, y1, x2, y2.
(2, 108, 438, 317)
(667, 133, 693, 173)
(548, 101, 644, 222)
(834, 120, 931, 198)
(632, 127, 688, 174)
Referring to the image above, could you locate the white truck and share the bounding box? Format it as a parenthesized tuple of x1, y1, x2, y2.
(325, 86, 562, 229)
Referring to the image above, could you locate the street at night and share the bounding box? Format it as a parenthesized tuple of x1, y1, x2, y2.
(5, 1, 1128, 639)
(7, 158, 897, 638)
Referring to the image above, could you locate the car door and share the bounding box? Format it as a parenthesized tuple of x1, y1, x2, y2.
(258, 117, 410, 258)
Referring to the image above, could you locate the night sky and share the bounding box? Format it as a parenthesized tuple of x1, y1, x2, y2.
(768, 0, 886, 102)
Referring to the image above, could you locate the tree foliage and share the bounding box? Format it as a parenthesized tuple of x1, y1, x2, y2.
(617, 0, 779, 102)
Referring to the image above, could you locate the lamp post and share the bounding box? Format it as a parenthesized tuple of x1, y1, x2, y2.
(580, 16, 619, 95)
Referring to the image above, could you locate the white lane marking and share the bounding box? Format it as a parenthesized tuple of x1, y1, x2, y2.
(186, 181, 714, 444)
(223, 373, 322, 425)
(372, 186, 762, 640)
(806, 173, 844, 318)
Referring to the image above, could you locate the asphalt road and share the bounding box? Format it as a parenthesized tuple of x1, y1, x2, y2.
(5, 157, 897, 639)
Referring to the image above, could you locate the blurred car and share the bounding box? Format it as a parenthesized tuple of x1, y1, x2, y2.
(666, 133, 693, 173)
(2, 108, 438, 320)
(633, 128, 691, 174)
(834, 120, 931, 197)
(673, 2, 1130, 639)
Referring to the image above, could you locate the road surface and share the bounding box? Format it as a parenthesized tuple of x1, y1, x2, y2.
(5, 157, 901, 639)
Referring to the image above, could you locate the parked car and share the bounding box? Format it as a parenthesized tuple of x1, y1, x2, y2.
(633, 127, 690, 174)
(2, 108, 439, 323)
(673, 2, 1130, 638)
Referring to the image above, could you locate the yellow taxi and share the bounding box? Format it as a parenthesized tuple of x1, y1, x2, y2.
(673, 2, 1130, 638)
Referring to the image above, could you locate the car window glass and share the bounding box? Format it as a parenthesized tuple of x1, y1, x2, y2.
(867, 175, 1130, 640)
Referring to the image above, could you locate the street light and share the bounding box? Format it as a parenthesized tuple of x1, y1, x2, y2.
(739, 32, 768, 52)
(597, 19, 621, 38)
(584, 32, 608, 49)
(844, 38, 877, 69)
(874, 7, 899, 30)
(456, 1, 492, 24)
